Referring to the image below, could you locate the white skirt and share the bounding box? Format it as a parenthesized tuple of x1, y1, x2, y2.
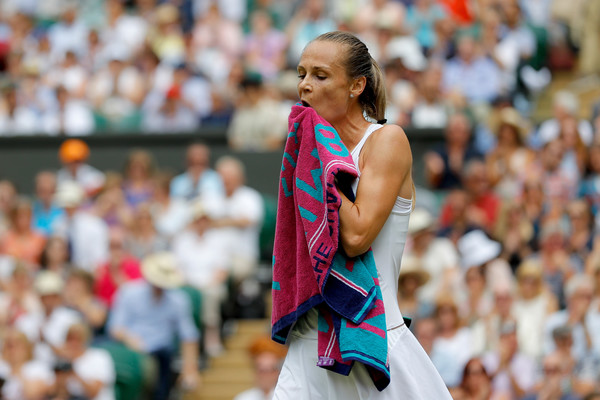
(273, 323, 452, 400)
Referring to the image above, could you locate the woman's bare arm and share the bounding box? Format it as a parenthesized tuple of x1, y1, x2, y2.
(338, 125, 413, 257)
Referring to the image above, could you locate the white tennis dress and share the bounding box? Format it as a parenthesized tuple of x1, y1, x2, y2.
(273, 124, 452, 400)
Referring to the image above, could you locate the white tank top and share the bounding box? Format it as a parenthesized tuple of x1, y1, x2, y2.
(293, 124, 412, 337)
(351, 123, 412, 330)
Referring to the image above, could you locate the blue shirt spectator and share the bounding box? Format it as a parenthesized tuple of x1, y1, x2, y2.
(108, 280, 198, 353)
(32, 200, 64, 236)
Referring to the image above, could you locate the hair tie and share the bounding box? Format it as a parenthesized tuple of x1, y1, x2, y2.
(377, 119, 387, 124)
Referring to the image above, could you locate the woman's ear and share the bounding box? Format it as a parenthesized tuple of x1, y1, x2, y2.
(350, 76, 367, 98)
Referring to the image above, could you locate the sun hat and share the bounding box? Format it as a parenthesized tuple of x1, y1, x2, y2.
(407, 208, 435, 235)
(54, 181, 85, 208)
(386, 37, 427, 72)
(59, 139, 90, 163)
(34, 271, 64, 295)
(491, 107, 528, 142)
(398, 256, 430, 287)
(458, 230, 501, 269)
(141, 252, 184, 289)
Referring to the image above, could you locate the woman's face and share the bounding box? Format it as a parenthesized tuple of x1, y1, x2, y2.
(14, 207, 31, 232)
(297, 41, 354, 124)
(46, 237, 68, 264)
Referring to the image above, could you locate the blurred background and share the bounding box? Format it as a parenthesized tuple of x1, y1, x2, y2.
(0, 0, 600, 399)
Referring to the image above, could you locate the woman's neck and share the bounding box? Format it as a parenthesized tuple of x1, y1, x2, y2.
(331, 111, 372, 153)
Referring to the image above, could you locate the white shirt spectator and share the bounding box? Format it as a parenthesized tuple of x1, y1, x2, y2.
(42, 100, 96, 136)
(68, 348, 116, 400)
(0, 107, 41, 135)
(48, 20, 89, 60)
(410, 237, 459, 305)
(52, 211, 109, 272)
(173, 229, 228, 288)
(482, 351, 537, 396)
(15, 307, 82, 348)
(431, 327, 473, 387)
(218, 186, 264, 264)
(152, 198, 191, 239)
(543, 310, 589, 361)
(57, 164, 105, 195)
(0, 360, 55, 400)
(101, 15, 148, 56)
(536, 118, 594, 146)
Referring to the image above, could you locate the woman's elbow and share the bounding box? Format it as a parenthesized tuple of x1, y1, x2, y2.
(340, 233, 370, 258)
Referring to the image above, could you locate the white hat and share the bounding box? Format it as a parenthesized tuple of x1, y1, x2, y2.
(54, 181, 85, 208)
(386, 37, 427, 72)
(398, 256, 430, 287)
(141, 252, 184, 289)
(34, 271, 64, 295)
(458, 230, 501, 269)
(408, 208, 435, 235)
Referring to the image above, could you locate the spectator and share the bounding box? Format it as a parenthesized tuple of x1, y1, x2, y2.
(121, 149, 156, 209)
(171, 63, 212, 120)
(0, 328, 55, 400)
(213, 156, 264, 283)
(536, 91, 594, 147)
(471, 285, 516, 355)
(190, 3, 244, 84)
(150, 172, 191, 240)
(546, 325, 598, 397)
(579, 143, 600, 217)
(16, 271, 82, 364)
(411, 62, 449, 129)
(481, 320, 537, 399)
(41, 85, 95, 136)
(565, 200, 594, 272)
(440, 159, 501, 232)
(424, 112, 480, 190)
(170, 142, 224, 203)
(0, 85, 41, 135)
(285, 0, 336, 65)
(0, 180, 18, 237)
(0, 262, 42, 330)
(124, 203, 169, 261)
(31, 171, 64, 237)
(47, 6, 89, 62)
(52, 181, 109, 272)
(233, 335, 287, 400)
(173, 201, 229, 356)
(430, 294, 473, 388)
(0, 197, 47, 267)
(63, 269, 107, 333)
(406, 0, 447, 51)
(406, 208, 460, 305)
(56, 139, 105, 197)
(94, 228, 142, 307)
(108, 252, 200, 400)
(494, 200, 534, 272)
(450, 357, 492, 400)
(396, 255, 433, 321)
(486, 107, 535, 200)
(227, 73, 288, 151)
(93, 172, 133, 228)
(442, 32, 502, 104)
(52, 322, 115, 400)
(543, 275, 594, 362)
(146, 3, 186, 65)
(513, 259, 559, 360)
(522, 353, 583, 400)
(39, 236, 71, 277)
(142, 84, 199, 133)
(243, 10, 287, 82)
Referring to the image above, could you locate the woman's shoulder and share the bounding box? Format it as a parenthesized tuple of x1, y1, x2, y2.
(362, 124, 412, 168)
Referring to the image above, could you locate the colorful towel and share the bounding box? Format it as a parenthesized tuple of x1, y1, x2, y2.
(271, 105, 390, 391)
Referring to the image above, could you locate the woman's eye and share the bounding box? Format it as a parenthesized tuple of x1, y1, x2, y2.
(316, 76, 326, 80)
(297, 74, 305, 80)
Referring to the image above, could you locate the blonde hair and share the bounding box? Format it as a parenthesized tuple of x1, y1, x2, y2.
(313, 31, 387, 122)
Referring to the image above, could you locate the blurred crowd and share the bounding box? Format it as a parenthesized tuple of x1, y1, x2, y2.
(1, 0, 600, 399)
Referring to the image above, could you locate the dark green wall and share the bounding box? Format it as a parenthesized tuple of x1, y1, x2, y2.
(0, 128, 443, 197)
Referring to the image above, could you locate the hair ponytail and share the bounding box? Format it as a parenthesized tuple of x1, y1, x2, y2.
(313, 31, 387, 122)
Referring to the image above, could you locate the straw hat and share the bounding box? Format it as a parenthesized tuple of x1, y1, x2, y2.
(34, 271, 64, 295)
(458, 230, 501, 269)
(398, 256, 430, 287)
(54, 181, 85, 208)
(490, 107, 528, 142)
(59, 139, 90, 163)
(408, 208, 435, 235)
(516, 259, 543, 281)
(141, 252, 184, 289)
